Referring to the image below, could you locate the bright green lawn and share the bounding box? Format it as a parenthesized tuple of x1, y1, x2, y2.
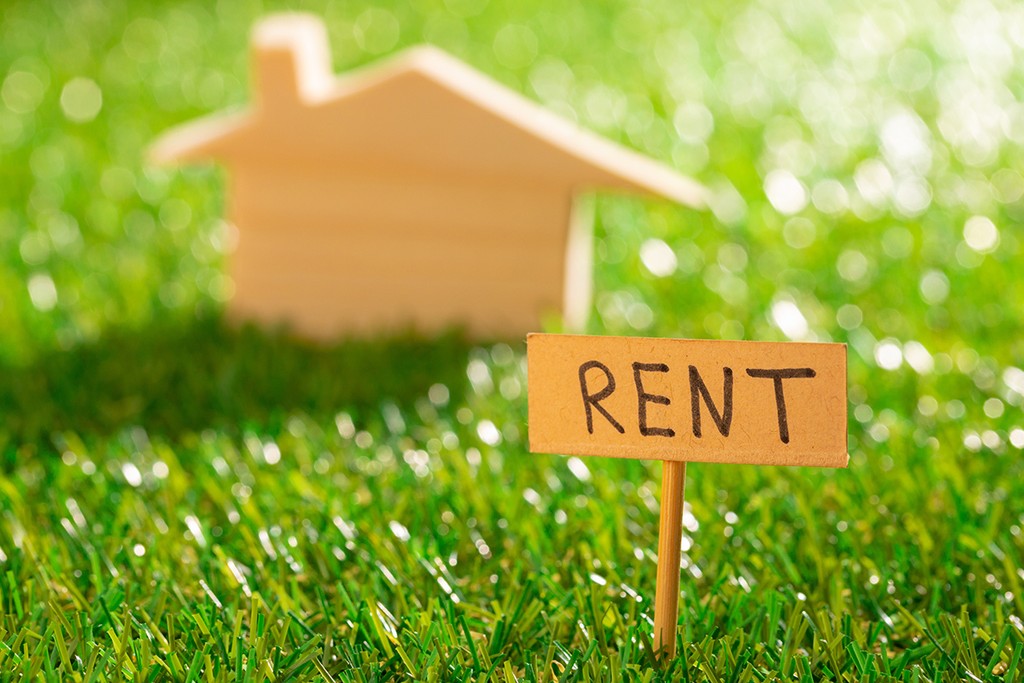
(3, 0, 1024, 680)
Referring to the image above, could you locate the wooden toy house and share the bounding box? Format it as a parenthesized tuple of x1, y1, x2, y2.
(151, 14, 704, 339)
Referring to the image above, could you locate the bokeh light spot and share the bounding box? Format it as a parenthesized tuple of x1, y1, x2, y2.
(2, 70, 46, 114)
(60, 78, 103, 123)
(764, 170, 808, 215)
(874, 340, 902, 370)
(639, 238, 677, 277)
(963, 216, 999, 253)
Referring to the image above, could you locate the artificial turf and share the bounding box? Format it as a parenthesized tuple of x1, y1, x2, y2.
(2, 0, 1024, 680)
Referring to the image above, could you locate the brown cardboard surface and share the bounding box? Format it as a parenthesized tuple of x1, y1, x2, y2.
(527, 333, 848, 467)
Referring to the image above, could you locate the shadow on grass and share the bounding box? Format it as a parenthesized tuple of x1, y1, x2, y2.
(0, 315, 474, 450)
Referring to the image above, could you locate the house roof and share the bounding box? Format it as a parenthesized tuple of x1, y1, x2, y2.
(150, 14, 706, 207)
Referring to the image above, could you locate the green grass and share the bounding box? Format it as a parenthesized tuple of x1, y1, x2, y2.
(2, 0, 1024, 679)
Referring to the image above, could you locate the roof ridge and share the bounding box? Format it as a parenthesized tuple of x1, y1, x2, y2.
(149, 13, 706, 208)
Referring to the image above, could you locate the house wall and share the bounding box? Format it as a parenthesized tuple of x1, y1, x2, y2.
(223, 166, 584, 339)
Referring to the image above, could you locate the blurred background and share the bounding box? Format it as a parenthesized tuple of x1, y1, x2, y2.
(0, 0, 1019, 471)
(1, 0, 1024, 676)
(0, 0, 1019, 454)
(2, 1, 1022, 430)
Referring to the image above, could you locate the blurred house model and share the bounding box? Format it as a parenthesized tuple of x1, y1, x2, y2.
(151, 14, 704, 339)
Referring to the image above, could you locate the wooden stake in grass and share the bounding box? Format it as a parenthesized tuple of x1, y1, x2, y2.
(527, 333, 849, 660)
(654, 460, 686, 657)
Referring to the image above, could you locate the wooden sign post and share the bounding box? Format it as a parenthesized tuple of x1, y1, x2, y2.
(527, 333, 848, 659)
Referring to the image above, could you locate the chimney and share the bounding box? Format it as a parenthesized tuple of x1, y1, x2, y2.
(251, 14, 331, 111)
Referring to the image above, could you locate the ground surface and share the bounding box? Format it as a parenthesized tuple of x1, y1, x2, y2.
(2, 0, 1024, 680)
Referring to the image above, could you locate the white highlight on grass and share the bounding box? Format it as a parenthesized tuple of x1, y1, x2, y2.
(354, 430, 373, 449)
(122, 463, 142, 487)
(811, 179, 849, 214)
(1004, 367, 1024, 397)
(682, 502, 699, 532)
(963, 216, 999, 253)
(783, 217, 816, 249)
(771, 299, 808, 340)
(854, 159, 893, 206)
(133, 544, 146, 557)
(673, 102, 714, 143)
(437, 576, 459, 602)
(226, 558, 251, 596)
(476, 419, 501, 446)
(918, 396, 939, 417)
(1010, 428, 1024, 449)
(2, 70, 46, 114)
(333, 516, 356, 541)
(764, 170, 808, 214)
(963, 432, 982, 451)
(836, 304, 863, 331)
(61, 77, 102, 123)
(263, 442, 281, 465)
(983, 398, 1004, 419)
(718, 243, 748, 272)
(919, 270, 949, 304)
(837, 250, 869, 282)
(869, 423, 890, 443)
(874, 340, 903, 370)
(626, 301, 654, 330)
(881, 110, 932, 173)
(65, 498, 86, 528)
(566, 457, 591, 482)
(428, 383, 450, 406)
(903, 341, 933, 374)
(467, 359, 493, 394)
(28, 273, 57, 311)
(523, 488, 542, 507)
(336, 413, 355, 439)
(185, 515, 206, 547)
(639, 238, 677, 277)
(893, 177, 932, 215)
(388, 520, 410, 543)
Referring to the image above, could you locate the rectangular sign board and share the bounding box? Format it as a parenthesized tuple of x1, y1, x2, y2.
(528, 334, 848, 467)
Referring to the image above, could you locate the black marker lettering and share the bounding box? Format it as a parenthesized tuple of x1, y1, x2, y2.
(632, 362, 675, 437)
(689, 366, 734, 438)
(745, 367, 816, 443)
(578, 360, 624, 434)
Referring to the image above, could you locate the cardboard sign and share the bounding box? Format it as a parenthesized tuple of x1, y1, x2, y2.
(528, 333, 848, 468)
